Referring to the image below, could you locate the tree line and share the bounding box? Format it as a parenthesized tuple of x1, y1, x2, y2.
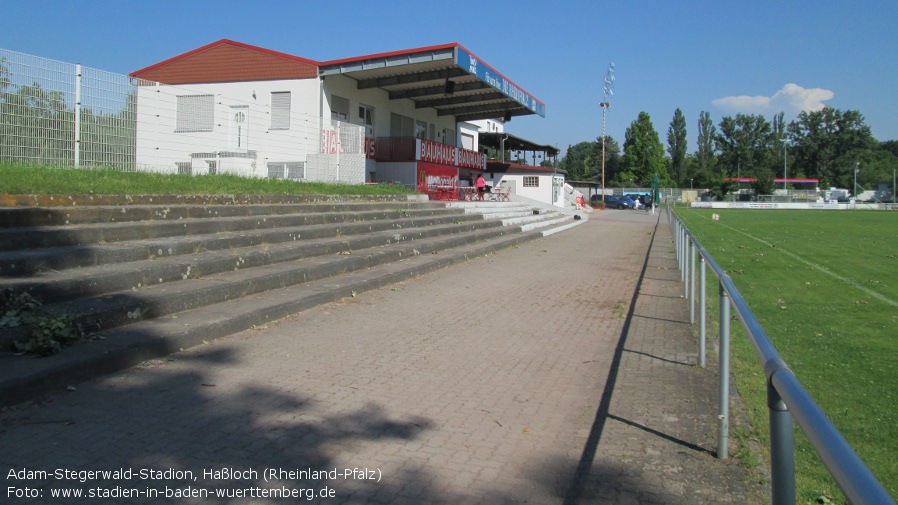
(559, 106, 898, 196)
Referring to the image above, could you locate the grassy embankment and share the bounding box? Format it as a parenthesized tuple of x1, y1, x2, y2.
(0, 163, 412, 197)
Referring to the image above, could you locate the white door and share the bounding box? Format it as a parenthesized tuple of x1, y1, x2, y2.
(229, 106, 249, 152)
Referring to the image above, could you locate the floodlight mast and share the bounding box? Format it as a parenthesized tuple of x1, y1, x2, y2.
(600, 62, 615, 202)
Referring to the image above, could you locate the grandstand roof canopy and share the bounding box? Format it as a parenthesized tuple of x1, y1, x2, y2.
(318, 43, 545, 122)
(132, 40, 546, 124)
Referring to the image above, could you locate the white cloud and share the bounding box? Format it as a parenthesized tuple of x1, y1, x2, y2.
(712, 84, 834, 115)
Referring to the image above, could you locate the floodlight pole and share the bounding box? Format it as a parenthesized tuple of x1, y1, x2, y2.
(600, 62, 615, 203)
(854, 162, 859, 202)
(600, 101, 609, 200)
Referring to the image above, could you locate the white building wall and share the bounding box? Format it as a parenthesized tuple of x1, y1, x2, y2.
(458, 122, 479, 151)
(469, 119, 505, 134)
(135, 78, 322, 178)
(498, 172, 561, 206)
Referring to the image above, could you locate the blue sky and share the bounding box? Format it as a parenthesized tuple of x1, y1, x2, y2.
(3, 0, 897, 157)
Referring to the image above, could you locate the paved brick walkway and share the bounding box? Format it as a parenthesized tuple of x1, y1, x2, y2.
(0, 209, 766, 504)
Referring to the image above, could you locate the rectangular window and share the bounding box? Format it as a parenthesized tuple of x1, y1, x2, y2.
(414, 120, 427, 140)
(358, 104, 374, 135)
(206, 160, 217, 175)
(176, 95, 213, 132)
(176, 162, 192, 175)
(523, 176, 539, 188)
(330, 95, 349, 121)
(267, 162, 305, 180)
(286, 162, 305, 180)
(271, 92, 291, 129)
(267, 162, 285, 179)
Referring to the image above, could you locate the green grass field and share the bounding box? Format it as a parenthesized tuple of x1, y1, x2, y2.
(675, 208, 897, 504)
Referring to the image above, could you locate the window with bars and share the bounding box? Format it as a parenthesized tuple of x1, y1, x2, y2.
(271, 92, 291, 129)
(523, 176, 539, 188)
(267, 162, 285, 179)
(267, 161, 305, 179)
(176, 162, 192, 175)
(286, 162, 305, 180)
(176, 95, 214, 132)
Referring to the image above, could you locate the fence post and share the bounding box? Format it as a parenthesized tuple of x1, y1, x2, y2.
(680, 227, 686, 282)
(689, 242, 696, 323)
(699, 256, 706, 367)
(717, 282, 731, 459)
(766, 362, 796, 505)
(684, 236, 690, 298)
(74, 64, 81, 167)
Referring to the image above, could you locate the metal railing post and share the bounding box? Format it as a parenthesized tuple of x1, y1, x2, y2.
(675, 221, 680, 264)
(699, 256, 706, 367)
(680, 228, 686, 282)
(74, 64, 81, 167)
(684, 236, 690, 297)
(718, 282, 731, 459)
(766, 361, 796, 505)
(689, 241, 696, 323)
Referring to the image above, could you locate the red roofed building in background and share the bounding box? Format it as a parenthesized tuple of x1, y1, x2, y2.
(130, 40, 563, 206)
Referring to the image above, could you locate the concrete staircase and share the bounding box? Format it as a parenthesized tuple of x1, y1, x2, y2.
(0, 194, 584, 405)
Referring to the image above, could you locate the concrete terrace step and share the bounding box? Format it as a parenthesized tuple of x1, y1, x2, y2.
(0, 226, 547, 406)
(24, 225, 523, 336)
(0, 204, 460, 253)
(0, 218, 505, 305)
(447, 200, 585, 234)
(0, 194, 585, 406)
(0, 210, 484, 279)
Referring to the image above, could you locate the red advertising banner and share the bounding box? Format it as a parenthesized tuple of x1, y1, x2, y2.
(417, 162, 458, 189)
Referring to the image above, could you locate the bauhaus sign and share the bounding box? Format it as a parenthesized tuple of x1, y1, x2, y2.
(418, 139, 485, 169)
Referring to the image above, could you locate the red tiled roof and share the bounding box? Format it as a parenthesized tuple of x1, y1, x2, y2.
(130, 39, 318, 84)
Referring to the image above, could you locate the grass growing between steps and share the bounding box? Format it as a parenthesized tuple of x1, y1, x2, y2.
(0, 163, 413, 196)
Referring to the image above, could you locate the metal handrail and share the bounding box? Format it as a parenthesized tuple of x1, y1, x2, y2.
(668, 205, 895, 505)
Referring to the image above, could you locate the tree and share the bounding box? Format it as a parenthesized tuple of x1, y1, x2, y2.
(695, 111, 717, 187)
(667, 108, 687, 187)
(880, 140, 898, 158)
(557, 136, 620, 182)
(621, 111, 667, 186)
(715, 113, 773, 178)
(750, 168, 776, 196)
(787, 107, 876, 188)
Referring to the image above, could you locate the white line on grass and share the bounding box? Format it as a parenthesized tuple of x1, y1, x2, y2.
(691, 213, 898, 309)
